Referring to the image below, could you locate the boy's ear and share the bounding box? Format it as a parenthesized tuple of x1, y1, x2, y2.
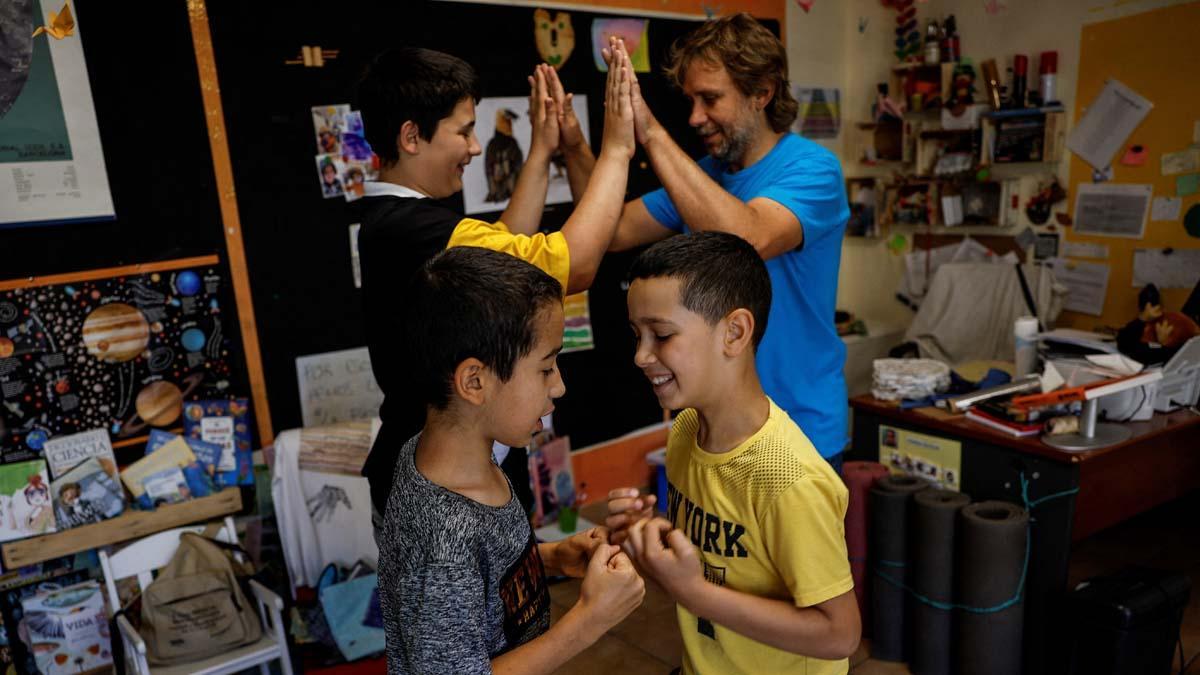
(452, 358, 490, 406)
(722, 308, 755, 357)
(398, 120, 422, 155)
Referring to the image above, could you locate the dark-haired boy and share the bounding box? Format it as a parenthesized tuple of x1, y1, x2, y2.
(355, 42, 635, 523)
(379, 247, 644, 674)
(608, 232, 860, 674)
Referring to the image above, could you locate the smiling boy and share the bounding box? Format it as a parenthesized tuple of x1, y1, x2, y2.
(354, 42, 635, 525)
(609, 232, 859, 675)
(380, 247, 644, 674)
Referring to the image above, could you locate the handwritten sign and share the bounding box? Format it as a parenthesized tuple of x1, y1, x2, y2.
(295, 347, 383, 428)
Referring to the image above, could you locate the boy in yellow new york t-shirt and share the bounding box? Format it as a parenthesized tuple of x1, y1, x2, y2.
(609, 232, 860, 674)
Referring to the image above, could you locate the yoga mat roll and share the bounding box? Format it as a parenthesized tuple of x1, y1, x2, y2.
(955, 500, 1029, 675)
(911, 489, 971, 675)
(842, 461, 890, 637)
(869, 474, 928, 662)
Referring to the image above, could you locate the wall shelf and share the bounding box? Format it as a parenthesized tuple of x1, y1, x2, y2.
(1, 488, 243, 569)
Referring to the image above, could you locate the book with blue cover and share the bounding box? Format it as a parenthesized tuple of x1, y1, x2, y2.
(50, 457, 124, 528)
(182, 398, 254, 486)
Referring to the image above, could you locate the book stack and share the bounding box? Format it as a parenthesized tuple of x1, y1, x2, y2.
(965, 406, 1043, 437)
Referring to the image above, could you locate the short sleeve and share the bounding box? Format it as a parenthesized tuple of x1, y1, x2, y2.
(755, 151, 849, 247)
(387, 561, 493, 674)
(761, 473, 853, 608)
(641, 188, 685, 233)
(446, 218, 570, 292)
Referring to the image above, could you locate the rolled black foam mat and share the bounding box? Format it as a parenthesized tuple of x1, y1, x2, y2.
(869, 474, 929, 662)
(911, 489, 971, 675)
(955, 500, 1029, 675)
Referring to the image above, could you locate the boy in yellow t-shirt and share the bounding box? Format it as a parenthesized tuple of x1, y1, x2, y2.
(608, 232, 860, 674)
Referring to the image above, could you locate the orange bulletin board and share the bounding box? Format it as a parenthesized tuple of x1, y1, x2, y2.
(1061, 1, 1200, 330)
(524, 0, 784, 25)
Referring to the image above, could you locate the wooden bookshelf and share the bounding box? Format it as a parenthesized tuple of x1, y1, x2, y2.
(1, 488, 242, 569)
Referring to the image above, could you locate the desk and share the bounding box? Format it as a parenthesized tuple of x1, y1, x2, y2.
(848, 395, 1200, 674)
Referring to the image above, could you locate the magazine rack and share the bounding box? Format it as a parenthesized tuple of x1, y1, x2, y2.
(0, 488, 242, 568)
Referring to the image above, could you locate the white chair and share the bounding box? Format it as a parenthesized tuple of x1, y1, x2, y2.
(97, 517, 294, 675)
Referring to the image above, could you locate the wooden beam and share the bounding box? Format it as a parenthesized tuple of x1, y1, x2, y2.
(185, 1, 274, 446)
(0, 255, 219, 291)
(2, 488, 243, 569)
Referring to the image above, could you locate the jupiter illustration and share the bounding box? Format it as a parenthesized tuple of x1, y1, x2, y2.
(81, 303, 150, 362)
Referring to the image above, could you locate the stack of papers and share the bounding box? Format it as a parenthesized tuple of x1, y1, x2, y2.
(1037, 328, 1118, 355)
(872, 358, 951, 401)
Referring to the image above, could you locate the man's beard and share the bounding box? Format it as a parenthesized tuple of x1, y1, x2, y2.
(705, 119, 755, 164)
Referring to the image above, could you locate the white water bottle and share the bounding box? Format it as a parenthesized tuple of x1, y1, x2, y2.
(1014, 316, 1039, 377)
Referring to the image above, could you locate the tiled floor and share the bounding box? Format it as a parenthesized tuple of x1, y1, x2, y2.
(551, 490, 1200, 674)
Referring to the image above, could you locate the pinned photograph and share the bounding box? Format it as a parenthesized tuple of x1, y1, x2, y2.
(462, 95, 589, 215)
(341, 111, 374, 162)
(317, 154, 345, 199)
(342, 161, 369, 202)
(312, 104, 350, 155)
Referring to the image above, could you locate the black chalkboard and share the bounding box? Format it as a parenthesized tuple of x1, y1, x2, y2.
(7, 0, 778, 450)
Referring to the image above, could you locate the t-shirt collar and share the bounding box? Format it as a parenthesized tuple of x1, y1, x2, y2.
(363, 181, 428, 200)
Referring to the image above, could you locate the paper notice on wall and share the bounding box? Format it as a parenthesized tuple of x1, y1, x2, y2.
(1049, 258, 1110, 316)
(562, 292, 594, 353)
(296, 347, 383, 428)
(1161, 148, 1200, 176)
(1133, 249, 1200, 289)
(1073, 183, 1152, 238)
(1066, 79, 1153, 171)
(1062, 241, 1109, 259)
(349, 223, 361, 288)
(1151, 197, 1182, 222)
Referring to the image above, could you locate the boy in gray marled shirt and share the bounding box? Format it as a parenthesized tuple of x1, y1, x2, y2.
(378, 248, 645, 674)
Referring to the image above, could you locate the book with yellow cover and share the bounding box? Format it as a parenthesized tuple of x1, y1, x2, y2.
(119, 437, 196, 501)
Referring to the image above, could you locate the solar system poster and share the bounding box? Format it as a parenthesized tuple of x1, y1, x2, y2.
(0, 255, 241, 464)
(0, 0, 115, 228)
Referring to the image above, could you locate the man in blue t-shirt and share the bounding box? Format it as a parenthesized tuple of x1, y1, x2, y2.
(561, 14, 850, 469)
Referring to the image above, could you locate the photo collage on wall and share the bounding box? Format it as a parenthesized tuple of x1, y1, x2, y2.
(313, 104, 380, 202)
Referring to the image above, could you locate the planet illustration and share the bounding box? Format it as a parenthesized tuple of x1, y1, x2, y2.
(0, 337, 12, 358)
(181, 328, 205, 352)
(175, 271, 202, 297)
(118, 372, 204, 436)
(25, 429, 47, 450)
(134, 380, 183, 428)
(82, 303, 149, 362)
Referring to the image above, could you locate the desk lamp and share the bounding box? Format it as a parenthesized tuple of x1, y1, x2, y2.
(1042, 370, 1163, 451)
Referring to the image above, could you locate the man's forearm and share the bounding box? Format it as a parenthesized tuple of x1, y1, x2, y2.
(642, 127, 757, 239)
(501, 149, 551, 235)
(563, 143, 596, 204)
(683, 582, 856, 659)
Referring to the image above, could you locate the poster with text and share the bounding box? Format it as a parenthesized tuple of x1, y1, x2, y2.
(0, 0, 114, 228)
(0, 256, 240, 463)
(878, 424, 962, 491)
(462, 94, 589, 215)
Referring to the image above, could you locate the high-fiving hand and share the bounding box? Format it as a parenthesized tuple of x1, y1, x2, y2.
(527, 63, 560, 161)
(543, 65, 587, 152)
(601, 38, 659, 145)
(599, 36, 636, 161)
